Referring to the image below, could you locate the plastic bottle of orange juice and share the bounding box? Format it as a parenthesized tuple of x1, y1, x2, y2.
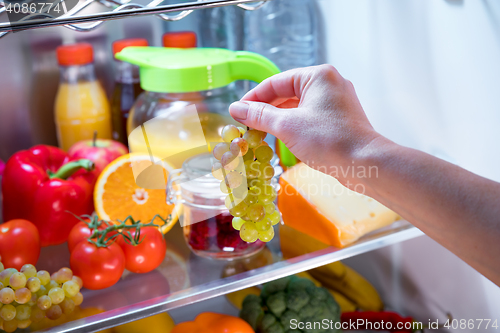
(55, 43, 112, 151)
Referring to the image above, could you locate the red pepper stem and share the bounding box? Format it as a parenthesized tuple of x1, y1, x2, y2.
(49, 159, 95, 180)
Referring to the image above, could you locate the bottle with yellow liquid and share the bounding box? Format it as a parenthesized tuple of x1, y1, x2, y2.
(55, 43, 112, 151)
(116, 47, 282, 170)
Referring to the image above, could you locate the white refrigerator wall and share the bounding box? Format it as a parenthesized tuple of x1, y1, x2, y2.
(316, 0, 500, 328)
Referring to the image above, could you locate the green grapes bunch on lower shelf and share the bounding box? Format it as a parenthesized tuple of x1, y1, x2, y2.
(212, 124, 280, 243)
(240, 276, 341, 333)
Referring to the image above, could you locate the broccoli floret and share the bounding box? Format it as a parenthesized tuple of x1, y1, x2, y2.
(280, 310, 299, 330)
(286, 277, 316, 292)
(299, 302, 320, 318)
(286, 330, 301, 333)
(260, 313, 277, 331)
(264, 322, 286, 333)
(266, 291, 287, 317)
(286, 289, 310, 312)
(240, 307, 264, 331)
(242, 294, 262, 308)
(306, 287, 329, 301)
(261, 277, 291, 299)
(324, 295, 340, 318)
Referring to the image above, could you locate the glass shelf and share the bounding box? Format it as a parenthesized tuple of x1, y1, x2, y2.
(36, 220, 423, 332)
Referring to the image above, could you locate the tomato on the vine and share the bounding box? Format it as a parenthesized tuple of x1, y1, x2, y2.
(70, 241, 125, 290)
(118, 227, 166, 274)
(0, 219, 40, 270)
(67, 220, 107, 253)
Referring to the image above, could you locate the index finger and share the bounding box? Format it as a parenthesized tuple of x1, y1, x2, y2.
(241, 67, 310, 106)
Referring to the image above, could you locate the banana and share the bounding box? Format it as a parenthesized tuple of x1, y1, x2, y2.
(226, 286, 261, 310)
(310, 266, 383, 311)
(328, 289, 357, 313)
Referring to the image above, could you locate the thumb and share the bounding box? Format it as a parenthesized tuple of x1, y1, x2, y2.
(229, 101, 284, 137)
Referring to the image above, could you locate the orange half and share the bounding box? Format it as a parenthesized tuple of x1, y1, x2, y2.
(94, 154, 180, 234)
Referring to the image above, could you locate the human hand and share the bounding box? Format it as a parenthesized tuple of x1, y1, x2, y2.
(229, 64, 382, 187)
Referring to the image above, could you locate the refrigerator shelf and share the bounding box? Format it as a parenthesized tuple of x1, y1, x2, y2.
(37, 220, 423, 333)
(0, 0, 267, 39)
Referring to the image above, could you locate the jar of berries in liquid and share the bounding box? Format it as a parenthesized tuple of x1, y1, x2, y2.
(167, 153, 265, 260)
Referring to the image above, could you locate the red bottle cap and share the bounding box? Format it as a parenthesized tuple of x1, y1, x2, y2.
(56, 43, 94, 66)
(162, 31, 197, 48)
(112, 38, 149, 55)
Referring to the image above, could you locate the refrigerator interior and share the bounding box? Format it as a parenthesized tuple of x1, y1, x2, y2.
(0, 0, 499, 331)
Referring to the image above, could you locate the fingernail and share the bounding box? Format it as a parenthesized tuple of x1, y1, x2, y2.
(230, 101, 249, 120)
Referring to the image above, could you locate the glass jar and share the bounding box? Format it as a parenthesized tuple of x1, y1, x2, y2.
(167, 153, 265, 260)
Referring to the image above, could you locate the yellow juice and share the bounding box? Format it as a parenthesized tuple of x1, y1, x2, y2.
(128, 111, 241, 168)
(55, 81, 112, 151)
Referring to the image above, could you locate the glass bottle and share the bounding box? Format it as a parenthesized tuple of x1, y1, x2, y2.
(111, 39, 148, 146)
(55, 43, 112, 151)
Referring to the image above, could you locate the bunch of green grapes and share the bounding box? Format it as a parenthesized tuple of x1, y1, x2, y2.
(212, 124, 281, 243)
(0, 257, 83, 332)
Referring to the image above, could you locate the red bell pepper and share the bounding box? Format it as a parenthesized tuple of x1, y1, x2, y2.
(2, 145, 97, 246)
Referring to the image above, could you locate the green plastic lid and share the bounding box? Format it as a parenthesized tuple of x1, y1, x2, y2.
(115, 47, 280, 93)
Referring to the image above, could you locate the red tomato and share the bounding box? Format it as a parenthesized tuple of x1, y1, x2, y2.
(118, 227, 166, 274)
(0, 219, 40, 270)
(67, 221, 108, 253)
(70, 241, 125, 290)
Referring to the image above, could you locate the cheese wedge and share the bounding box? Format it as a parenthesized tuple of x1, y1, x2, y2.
(278, 163, 400, 248)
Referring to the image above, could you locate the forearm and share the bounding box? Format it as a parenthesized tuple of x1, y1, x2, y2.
(354, 136, 500, 285)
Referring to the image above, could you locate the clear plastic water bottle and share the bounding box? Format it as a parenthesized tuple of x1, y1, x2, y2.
(244, 0, 319, 71)
(199, 3, 245, 51)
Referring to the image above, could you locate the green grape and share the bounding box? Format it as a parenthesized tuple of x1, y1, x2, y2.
(268, 211, 281, 225)
(220, 180, 229, 194)
(20, 264, 37, 279)
(221, 151, 239, 171)
(15, 304, 31, 321)
(17, 319, 31, 329)
(52, 269, 72, 284)
(48, 287, 65, 305)
(0, 268, 17, 286)
(47, 280, 59, 291)
(255, 130, 268, 141)
(255, 219, 272, 232)
(229, 199, 249, 216)
(0, 287, 15, 304)
(232, 217, 245, 231)
(9, 272, 27, 290)
(248, 178, 264, 188)
(255, 146, 273, 163)
(37, 295, 52, 310)
(30, 306, 45, 323)
(36, 271, 50, 286)
(2, 317, 18, 332)
(211, 162, 224, 180)
(230, 138, 249, 156)
(243, 194, 258, 205)
(36, 285, 48, 297)
(71, 292, 83, 306)
(232, 184, 248, 200)
(26, 277, 41, 293)
(0, 281, 3, 289)
(62, 281, 80, 298)
(237, 126, 247, 136)
(258, 193, 273, 205)
(243, 130, 263, 148)
(246, 161, 261, 179)
(258, 162, 275, 180)
(221, 124, 240, 143)
(46, 304, 62, 320)
(60, 298, 76, 315)
(240, 222, 259, 243)
(262, 184, 277, 200)
(14, 288, 31, 304)
(0, 262, 3, 272)
(248, 186, 263, 197)
(247, 204, 265, 222)
(259, 227, 275, 243)
(225, 171, 243, 189)
(26, 293, 38, 307)
(0, 304, 16, 321)
(264, 203, 276, 215)
(225, 194, 237, 209)
(72, 276, 83, 289)
(213, 142, 230, 160)
(242, 150, 254, 162)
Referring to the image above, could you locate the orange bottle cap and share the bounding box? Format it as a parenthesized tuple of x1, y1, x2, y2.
(113, 38, 149, 55)
(162, 31, 197, 48)
(57, 43, 94, 66)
